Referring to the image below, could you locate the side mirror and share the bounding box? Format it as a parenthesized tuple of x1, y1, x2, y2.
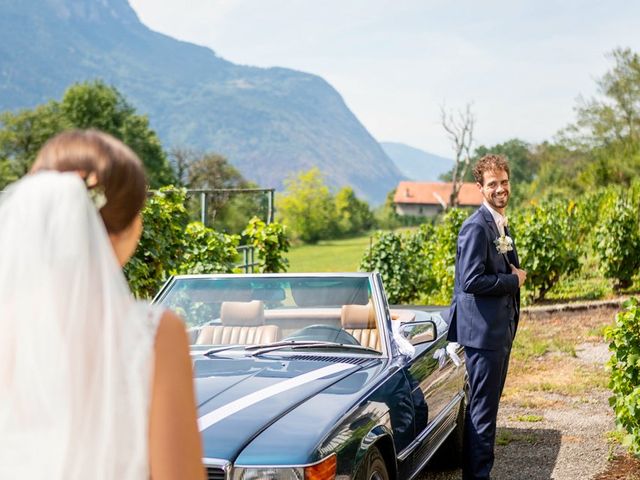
(399, 319, 437, 346)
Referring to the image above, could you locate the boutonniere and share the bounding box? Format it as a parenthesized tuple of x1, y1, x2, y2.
(494, 234, 514, 254)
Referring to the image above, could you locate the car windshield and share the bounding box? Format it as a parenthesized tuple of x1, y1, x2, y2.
(156, 275, 383, 354)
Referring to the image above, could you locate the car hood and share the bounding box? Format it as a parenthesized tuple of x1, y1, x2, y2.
(193, 354, 372, 461)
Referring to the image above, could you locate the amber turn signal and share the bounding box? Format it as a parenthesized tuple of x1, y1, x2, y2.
(304, 454, 337, 480)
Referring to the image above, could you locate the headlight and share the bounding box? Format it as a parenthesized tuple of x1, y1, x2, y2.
(233, 454, 337, 480)
(232, 468, 303, 480)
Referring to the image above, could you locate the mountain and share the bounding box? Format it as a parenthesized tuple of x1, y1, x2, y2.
(380, 142, 454, 181)
(0, 0, 402, 204)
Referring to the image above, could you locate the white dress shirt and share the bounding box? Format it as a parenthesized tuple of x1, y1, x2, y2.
(483, 200, 507, 237)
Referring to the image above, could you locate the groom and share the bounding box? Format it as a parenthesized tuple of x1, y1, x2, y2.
(446, 154, 526, 479)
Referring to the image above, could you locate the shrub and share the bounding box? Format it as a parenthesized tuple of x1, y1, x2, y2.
(180, 222, 239, 275)
(606, 298, 640, 456)
(243, 217, 290, 273)
(594, 195, 640, 290)
(125, 187, 189, 298)
(359, 209, 467, 305)
(359, 231, 413, 304)
(512, 200, 580, 301)
(405, 223, 439, 301)
(424, 208, 468, 305)
(125, 187, 240, 299)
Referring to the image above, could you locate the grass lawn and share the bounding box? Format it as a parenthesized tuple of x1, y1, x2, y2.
(286, 234, 373, 272)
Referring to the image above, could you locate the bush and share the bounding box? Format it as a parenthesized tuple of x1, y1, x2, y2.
(359, 231, 413, 304)
(243, 217, 290, 273)
(423, 208, 468, 305)
(606, 298, 640, 456)
(594, 195, 640, 290)
(125, 187, 240, 299)
(125, 187, 189, 298)
(180, 222, 239, 275)
(512, 200, 580, 301)
(359, 209, 467, 305)
(405, 224, 439, 301)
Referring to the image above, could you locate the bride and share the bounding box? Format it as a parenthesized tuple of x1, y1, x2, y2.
(0, 130, 204, 479)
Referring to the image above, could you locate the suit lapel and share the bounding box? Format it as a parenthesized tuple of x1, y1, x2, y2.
(479, 204, 500, 238)
(480, 205, 511, 268)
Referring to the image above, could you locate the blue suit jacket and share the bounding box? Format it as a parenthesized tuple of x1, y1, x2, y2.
(446, 205, 521, 350)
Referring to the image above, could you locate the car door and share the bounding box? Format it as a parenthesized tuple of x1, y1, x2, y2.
(405, 327, 463, 467)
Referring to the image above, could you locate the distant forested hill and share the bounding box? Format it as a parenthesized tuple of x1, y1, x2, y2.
(380, 142, 453, 181)
(0, 0, 402, 203)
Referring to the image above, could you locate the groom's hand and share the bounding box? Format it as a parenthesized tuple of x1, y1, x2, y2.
(510, 264, 527, 287)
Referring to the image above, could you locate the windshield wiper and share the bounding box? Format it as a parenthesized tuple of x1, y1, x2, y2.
(202, 340, 380, 358)
(245, 340, 380, 356)
(202, 345, 245, 357)
(201, 342, 329, 358)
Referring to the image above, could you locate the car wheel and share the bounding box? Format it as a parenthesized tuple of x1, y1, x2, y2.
(355, 446, 390, 480)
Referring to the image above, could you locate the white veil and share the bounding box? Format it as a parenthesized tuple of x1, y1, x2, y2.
(0, 172, 157, 479)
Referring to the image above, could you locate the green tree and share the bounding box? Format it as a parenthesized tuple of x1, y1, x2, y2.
(565, 48, 640, 152)
(0, 102, 65, 188)
(61, 81, 175, 187)
(474, 139, 536, 183)
(0, 80, 175, 188)
(441, 138, 537, 198)
(334, 186, 375, 236)
(182, 150, 264, 233)
(523, 141, 590, 200)
(277, 168, 337, 243)
(557, 48, 640, 190)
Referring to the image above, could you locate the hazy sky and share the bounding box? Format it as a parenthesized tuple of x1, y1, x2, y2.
(129, 0, 640, 158)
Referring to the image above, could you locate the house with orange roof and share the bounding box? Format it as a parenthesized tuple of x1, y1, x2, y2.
(393, 181, 483, 217)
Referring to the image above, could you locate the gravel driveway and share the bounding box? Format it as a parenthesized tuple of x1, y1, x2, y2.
(417, 305, 621, 480)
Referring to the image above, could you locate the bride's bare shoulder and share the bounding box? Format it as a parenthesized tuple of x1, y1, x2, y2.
(155, 310, 189, 350)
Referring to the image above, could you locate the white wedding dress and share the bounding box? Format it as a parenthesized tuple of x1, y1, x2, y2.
(0, 172, 161, 479)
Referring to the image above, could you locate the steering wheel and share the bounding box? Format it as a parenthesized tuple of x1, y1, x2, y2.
(284, 324, 360, 345)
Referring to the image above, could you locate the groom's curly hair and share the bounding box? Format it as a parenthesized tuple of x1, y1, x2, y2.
(473, 154, 510, 185)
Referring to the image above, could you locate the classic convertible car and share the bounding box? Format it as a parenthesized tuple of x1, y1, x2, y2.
(153, 273, 466, 480)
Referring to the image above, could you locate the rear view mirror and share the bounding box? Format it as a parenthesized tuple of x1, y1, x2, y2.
(399, 320, 437, 346)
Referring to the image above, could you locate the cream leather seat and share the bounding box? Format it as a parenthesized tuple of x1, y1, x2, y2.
(195, 300, 281, 345)
(340, 303, 381, 351)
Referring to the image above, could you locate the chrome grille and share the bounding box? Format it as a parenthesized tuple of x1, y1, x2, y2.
(288, 355, 375, 365)
(206, 466, 226, 480)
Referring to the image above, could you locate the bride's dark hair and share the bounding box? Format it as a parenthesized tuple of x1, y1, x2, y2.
(31, 129, 148, 234)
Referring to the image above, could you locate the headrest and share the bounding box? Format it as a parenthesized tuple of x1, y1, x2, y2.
(341, 303, 376, 329)
(221, 300, 265, 326)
